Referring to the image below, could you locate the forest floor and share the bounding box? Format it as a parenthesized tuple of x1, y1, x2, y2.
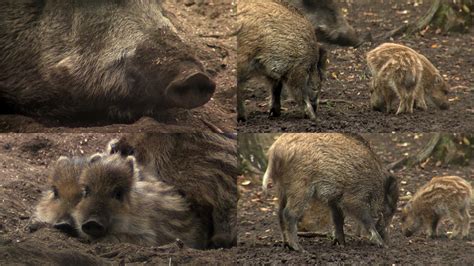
(237, 133, 474, 264)
(0, 0, 237, 133)
(0, 133, 237, 264)
(238, 0, 474, 133)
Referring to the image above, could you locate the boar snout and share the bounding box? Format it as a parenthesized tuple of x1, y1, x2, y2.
(165, 71, 216, 109)
(403, 229, 414, 237)
(81, 217, 107, 238)
(53, 215, 77, 236)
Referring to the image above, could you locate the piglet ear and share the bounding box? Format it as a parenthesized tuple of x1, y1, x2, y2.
(56, 156, 70, 165)
(124, 156, 138, 176)
(88, 153, 104, 164)
(106, 139, 120, 155)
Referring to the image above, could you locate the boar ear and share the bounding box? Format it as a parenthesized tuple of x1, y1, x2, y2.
(88, 153, 104, 164)
(106, 139, 120, 155)
(124, 156, 138, 177)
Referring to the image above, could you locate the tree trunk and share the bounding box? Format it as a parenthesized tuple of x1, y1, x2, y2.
(238, 133, 279, 174)
(388, 133, 473, 170)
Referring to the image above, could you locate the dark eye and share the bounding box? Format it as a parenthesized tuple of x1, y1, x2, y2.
(82, 186, 90, 198)
(52, 186, 59, 199)
(113, 189, 124, 201)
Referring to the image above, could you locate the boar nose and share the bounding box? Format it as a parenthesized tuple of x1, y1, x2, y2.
(404, 230, 413, 237)
(53, 216, 77, 236)
(81, 219, 106, 238)
(165, 71, 216, 109)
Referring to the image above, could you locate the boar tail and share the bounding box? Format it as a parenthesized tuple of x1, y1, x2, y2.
(384, 173, 399, 217)
(262, 159, 273, 194)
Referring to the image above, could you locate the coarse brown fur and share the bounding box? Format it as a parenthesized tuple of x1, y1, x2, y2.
(237, 0, 327, 121)
(73, 154, 208, 249)
(283, 0, 362, 46)
(366, 43, 450, 114)
(0, 0, 214, 120)
(106, 133, 239, 249)
(262, 133, 399, 251)
(401, 175, 472, 239)
(34, 156, 87, 236)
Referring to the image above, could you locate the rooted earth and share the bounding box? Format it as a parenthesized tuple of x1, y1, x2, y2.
(238, 0, 474, 133)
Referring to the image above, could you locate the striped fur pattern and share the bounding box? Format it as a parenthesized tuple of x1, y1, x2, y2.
(72, 154, 208, 249)
(105, 133, 238, 249)
(366, 43, 449, 114)
(401, 175, 472, 239)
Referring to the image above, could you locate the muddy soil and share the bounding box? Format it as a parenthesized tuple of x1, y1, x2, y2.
(0, 0, 237, 134)
(237, 133, 474, 264)
(0, 133, 237, 264)
(238, 0, 474, 133)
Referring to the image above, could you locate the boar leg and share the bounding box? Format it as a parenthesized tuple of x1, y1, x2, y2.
(329, 203, 345, 246)
(269, 80, 283, 117)
(281, 189, 312, 251)
(286, 65, 317, 120)
(352, 208, 384, 247)
(461, 207, 471, 239)
(449, 210, 466, 239)
(415, 88, 428, 111)
(237, 83, 247, 122)
(210, 208, 237, 248)
(278, 193, 289, 246)
(427, 215, 440, 238)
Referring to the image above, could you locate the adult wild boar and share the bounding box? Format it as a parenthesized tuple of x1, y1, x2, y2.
(106, 133, 239, 249)
(238, 0, 327, 121)
(262, 133, 399, 251)
(0, 1, 215, 120)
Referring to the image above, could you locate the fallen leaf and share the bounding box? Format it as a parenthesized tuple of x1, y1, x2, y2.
(241, 180, 251, 186)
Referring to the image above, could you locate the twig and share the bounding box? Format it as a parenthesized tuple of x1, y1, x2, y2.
(319, 99, 356, 105)
(297, 232, 329, 238)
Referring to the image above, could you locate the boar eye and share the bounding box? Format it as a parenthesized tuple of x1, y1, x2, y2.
(113, 189, 124, 201)
(52, 186, 59, 199)
(82, 186, 90, 198)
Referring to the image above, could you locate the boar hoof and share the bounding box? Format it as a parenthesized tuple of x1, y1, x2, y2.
(269, 108, 281, 117)
(165, 72, 216, 109)
(332, 238, 345, 246)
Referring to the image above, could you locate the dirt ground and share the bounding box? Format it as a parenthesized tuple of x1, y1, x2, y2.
(238, 0, 474, 133)
(0, 133, 238, 264)
(0, 0, 237, 133)
(237, 133, 474, 264)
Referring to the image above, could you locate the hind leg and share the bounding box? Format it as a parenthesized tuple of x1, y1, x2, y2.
(461, 207, 471, 239)
(329, 202, 346, 245)
(269, 80, 283, 117)
(415, 87, 428, 111)
(210, 207, 236, 248)
(280, 187, 313, 251)
(449, 210, 465, 239)
(405, 94, 415, 114)
(277, 192, 288, 246)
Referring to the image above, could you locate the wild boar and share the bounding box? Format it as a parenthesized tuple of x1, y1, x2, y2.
(73, 154, 208, 249)
(366, 43, 450, 114)
(106, 133, 238, 249)
(237, 0, 327, 121)
(34, 156, 86, 235)
(284, 0, 363, 47)
(0, 0, 215, 120)
(262, 133, 399, 251)
(401, 175, 472, 239)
